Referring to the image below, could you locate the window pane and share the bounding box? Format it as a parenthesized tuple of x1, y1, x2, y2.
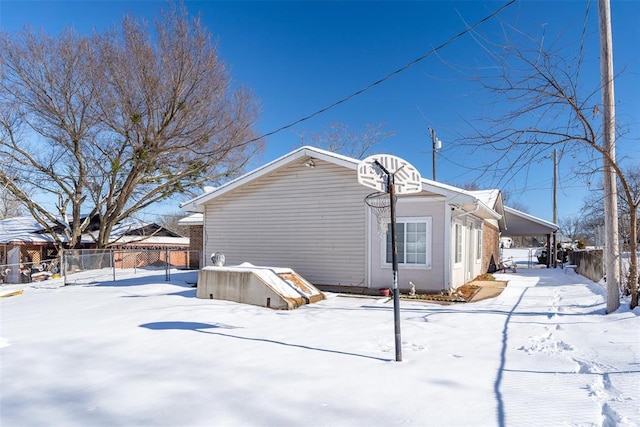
(386, 223, 405, 263)
(455, 224, 463, 263)
(385, 221, 432, 266)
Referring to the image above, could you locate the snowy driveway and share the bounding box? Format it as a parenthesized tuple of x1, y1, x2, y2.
(1, 268, 638, 426)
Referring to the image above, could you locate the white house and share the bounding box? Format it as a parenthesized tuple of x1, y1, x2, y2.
(181, 146, 507, 293)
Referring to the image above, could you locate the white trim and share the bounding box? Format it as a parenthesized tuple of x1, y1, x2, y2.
(397, 196, 447, 203)
(380, 216, 432, 269)
(453, 221, 463, 268)
(444, 202, 452, 290)
(475, 228, 483, 264)
(365, 203, 373, 288)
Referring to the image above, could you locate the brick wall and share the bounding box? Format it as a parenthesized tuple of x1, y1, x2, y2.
(189, 225, 203, 268)
(482, 222, 500, 273)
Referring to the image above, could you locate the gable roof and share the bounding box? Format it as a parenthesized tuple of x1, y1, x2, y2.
(467, 189, 507, 229)
(178, 213, 203, 226)
(502, 206, 559, 236)
(180, 145, 501, 219)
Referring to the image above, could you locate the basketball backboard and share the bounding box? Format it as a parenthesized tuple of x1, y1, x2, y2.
(357, 154, 422, 194)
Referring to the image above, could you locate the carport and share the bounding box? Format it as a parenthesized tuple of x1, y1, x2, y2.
(501, 206, 560, 268)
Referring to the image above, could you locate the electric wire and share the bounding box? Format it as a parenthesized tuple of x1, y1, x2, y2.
(242, 0, 516, 145)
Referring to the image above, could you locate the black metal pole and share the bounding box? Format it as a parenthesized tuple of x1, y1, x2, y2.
(373, 160, 403, 362)
(388, 174, 402, 362)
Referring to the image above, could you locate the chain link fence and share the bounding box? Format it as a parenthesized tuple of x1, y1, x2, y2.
(1, 249, 201, 285)
(61, 249, 202, 285)
(0, 258, 61, 284)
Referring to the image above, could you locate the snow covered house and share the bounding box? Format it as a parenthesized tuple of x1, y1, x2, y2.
(181, 146, 510, 294)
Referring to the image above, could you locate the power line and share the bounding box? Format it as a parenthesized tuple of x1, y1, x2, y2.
(243, 0, 516, 144)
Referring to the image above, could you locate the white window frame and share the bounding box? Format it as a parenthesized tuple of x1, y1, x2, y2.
(381, 216, 432, 269)
(454, 222, 463, 266)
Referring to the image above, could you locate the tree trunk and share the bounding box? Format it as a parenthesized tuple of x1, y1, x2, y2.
(629, 207, 638, 309)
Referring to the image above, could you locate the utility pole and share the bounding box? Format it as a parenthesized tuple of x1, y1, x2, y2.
(553, 149, 558, 267)
(598, 0, 620, 313)
(429, 127, 441, 181)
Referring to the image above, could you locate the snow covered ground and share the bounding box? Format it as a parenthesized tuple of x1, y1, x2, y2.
(1, 263, 638, 426)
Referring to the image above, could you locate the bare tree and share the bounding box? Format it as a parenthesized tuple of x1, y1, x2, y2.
(0, 189, 24, 219)
(295, 122, 395, 159)
(579, 191, 605, 246)
(0, 4, 263, 249)
(156, 211, 190, 237)
(461, 25, 638, 308)
(459, 182, 481, 191)
(581, 166, 640, 263)
(559, 216, 582, 243)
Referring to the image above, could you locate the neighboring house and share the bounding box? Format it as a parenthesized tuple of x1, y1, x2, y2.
(0, 216, 189, 282)
(181, 146, 509, 293)
(178, 213, 204, 269)
(0, 217, 59, 278)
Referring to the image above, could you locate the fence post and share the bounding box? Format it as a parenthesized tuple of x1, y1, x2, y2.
(62, 250, 66, 286)
(165, 249, 170, 281)
(111, 250, 116, 282)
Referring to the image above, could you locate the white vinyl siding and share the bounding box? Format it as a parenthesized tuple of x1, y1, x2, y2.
(203, 160, 370, 286)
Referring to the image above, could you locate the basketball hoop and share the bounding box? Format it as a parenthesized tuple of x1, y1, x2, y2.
(365, 191, 396, 237)
(356, 153, 421, 363)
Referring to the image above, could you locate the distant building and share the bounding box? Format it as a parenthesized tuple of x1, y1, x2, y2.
(0, 216, 189, 283)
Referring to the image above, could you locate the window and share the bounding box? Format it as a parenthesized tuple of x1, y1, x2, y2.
(476, 228, 483, 262)
(384, 217, 431, 267)
(454, 223, 463, 264)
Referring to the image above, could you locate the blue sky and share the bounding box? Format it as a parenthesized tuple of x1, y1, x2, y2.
(1, 0, 638, 223)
